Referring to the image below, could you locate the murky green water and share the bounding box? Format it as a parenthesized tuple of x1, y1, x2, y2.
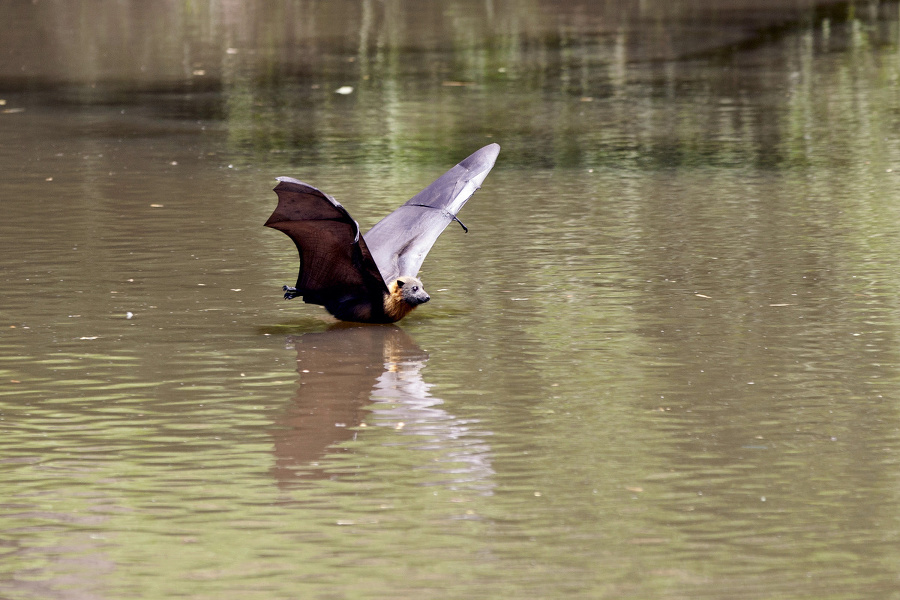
(4, 1, 900, 598)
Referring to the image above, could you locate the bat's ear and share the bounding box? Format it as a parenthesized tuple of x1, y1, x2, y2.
(396, 279, 405, 288)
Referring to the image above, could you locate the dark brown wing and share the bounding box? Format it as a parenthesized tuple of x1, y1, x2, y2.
(265, 177, 388, 322)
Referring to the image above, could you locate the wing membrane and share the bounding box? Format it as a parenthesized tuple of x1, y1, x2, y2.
(364, 143, 500, 283)
(265, 177, 387, 319)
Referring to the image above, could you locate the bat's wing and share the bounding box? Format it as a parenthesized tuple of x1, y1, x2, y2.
(364, 143, 500, 283)
(265, 177, 388, 319)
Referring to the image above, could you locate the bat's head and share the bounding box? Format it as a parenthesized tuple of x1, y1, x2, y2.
(384, 276, 430, 322)
(395, 276, 430, 306)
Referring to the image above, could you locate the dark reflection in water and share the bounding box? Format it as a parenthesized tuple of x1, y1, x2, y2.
(273, 325, 494, 492)
(272, 325, 427, 483)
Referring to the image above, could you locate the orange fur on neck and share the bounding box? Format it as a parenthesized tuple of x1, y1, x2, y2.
(383, 280, 418, 322)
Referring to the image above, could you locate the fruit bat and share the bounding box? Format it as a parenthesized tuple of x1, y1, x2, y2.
(264, 143, 500, 323)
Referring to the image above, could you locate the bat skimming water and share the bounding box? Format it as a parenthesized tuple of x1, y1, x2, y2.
(264, 144, 500, 323)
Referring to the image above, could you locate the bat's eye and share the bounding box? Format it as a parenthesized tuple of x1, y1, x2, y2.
(412, 286, 419, 292)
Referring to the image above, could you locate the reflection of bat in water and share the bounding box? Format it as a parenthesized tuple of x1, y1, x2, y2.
(272, 324, 494, 492)
(271, 324, 428, 485)
(264, 144, 500, 323)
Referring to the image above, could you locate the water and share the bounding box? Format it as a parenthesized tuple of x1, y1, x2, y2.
(3, 1, 900, 598)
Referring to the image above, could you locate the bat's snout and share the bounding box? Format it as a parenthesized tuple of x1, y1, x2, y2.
(409, 289, 430, 305)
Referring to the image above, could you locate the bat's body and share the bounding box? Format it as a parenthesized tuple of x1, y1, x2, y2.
(265, 144, 500, 323)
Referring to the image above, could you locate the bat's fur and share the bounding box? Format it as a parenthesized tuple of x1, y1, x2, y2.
(383, 276, 430, 322)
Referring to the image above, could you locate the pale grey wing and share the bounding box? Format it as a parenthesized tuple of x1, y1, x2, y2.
(363, 143, 500, 283)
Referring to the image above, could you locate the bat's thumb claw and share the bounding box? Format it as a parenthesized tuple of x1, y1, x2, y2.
(282, 285, 299, 300)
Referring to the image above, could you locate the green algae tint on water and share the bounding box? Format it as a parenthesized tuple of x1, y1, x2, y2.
(3, 2, 900, 598)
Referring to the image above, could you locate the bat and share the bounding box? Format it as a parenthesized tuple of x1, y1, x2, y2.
(264, 143, 500, 323)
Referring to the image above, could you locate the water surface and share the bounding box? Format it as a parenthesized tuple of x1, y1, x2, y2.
(3, 2, 900, 598)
